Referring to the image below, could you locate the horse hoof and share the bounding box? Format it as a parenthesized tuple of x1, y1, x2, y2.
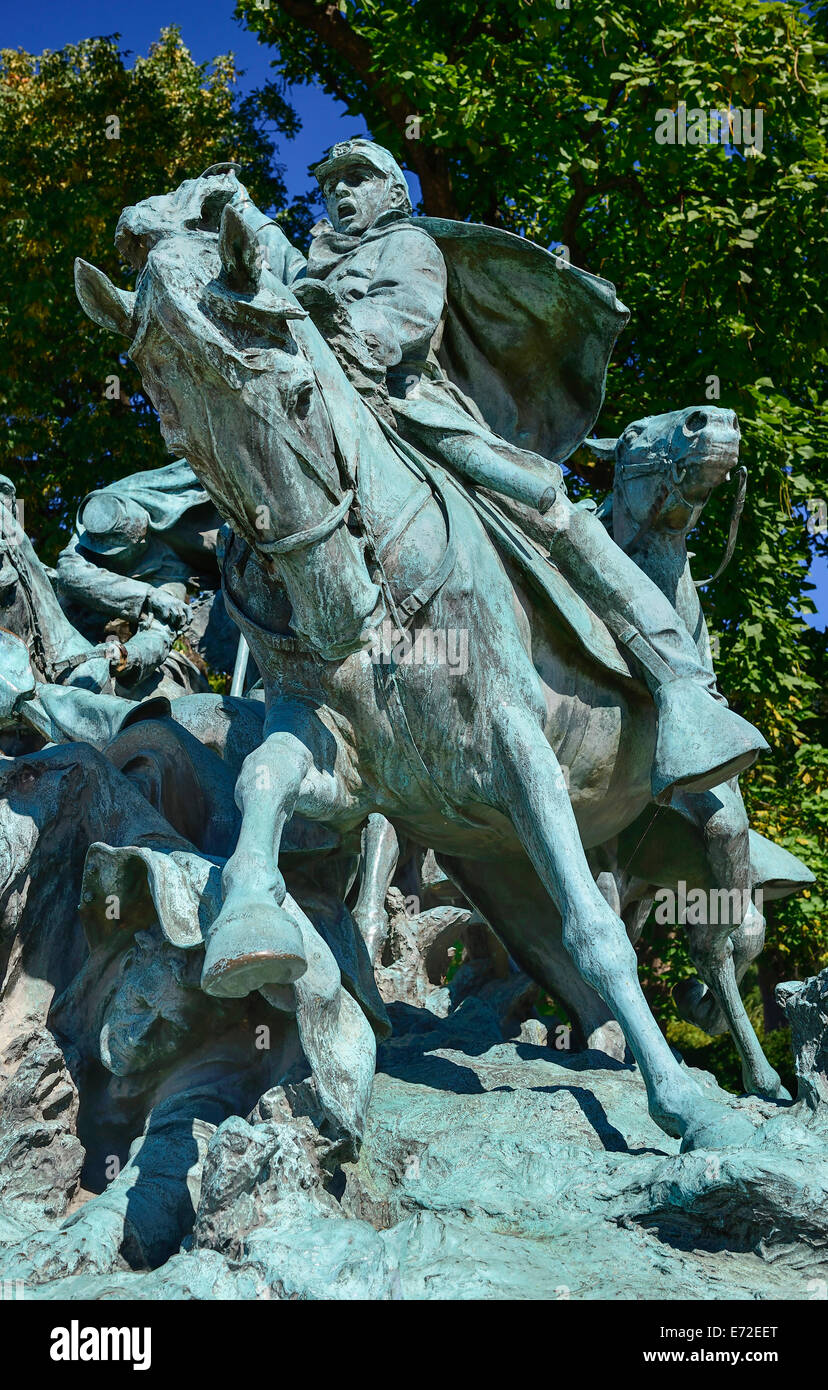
(742, 1069, 792, 1104)
(679, 1101, 757, 1153)
(200, 898, 307, 998)
(673, 977, 727, 1036)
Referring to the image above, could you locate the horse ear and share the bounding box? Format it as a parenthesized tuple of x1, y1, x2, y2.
(581, 436, 618, 463)
(74, 259, 136, 336)
(219, 203, 263, 292)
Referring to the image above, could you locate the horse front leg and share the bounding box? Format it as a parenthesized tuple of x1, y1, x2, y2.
(352, 813, 400, 966)
(491, 702, 756, 1150)
(201, 705, 347, 998)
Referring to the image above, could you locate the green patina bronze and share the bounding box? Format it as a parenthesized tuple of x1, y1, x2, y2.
(0, 142, 824, 1298)
(70, 146, 796, 1150)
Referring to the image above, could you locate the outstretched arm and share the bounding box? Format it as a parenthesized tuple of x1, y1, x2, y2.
(230, 185, 308, 286)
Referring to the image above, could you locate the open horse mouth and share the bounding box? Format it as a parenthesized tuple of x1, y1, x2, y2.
(616, 406, 743, 510)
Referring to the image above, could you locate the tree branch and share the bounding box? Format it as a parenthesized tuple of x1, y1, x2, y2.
(273, 0, 459, 216)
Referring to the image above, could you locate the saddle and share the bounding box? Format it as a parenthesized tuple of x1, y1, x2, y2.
(463, 486, 637, 683)
(375, 417, 637, 685)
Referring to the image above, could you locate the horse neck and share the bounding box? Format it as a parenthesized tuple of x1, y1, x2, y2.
(612, 489, 704, 640)
(247, 317, 439, 660)
(259, 404, 382, 658)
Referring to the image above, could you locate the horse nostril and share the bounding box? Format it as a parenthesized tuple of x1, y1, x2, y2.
(683, 410, 708, 436)
(115, 225, 149, 270)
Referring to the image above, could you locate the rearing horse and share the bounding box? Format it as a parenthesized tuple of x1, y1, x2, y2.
(75, 172, 783, 1150)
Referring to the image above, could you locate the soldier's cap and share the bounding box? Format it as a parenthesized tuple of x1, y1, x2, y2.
(76, 492, 150, 558)
(314, 139, 411, 206)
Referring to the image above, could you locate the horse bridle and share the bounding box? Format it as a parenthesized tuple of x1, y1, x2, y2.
(253, 365, 457, 635)
(226, 366, 479, 827)
(616, 448, 748, 589)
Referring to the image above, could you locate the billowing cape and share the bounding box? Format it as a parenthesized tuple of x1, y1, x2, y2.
(414, 217, 629, 463)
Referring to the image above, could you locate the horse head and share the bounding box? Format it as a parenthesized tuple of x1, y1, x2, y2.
(592, 405, 743, 560)
(74, 170, 382, 661)
(587, 405, 744, 642)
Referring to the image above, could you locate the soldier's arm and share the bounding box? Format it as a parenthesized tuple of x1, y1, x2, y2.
(345, 228, 447, 367)
(55, 533, 152, 624)
(228, 186, 308, 285)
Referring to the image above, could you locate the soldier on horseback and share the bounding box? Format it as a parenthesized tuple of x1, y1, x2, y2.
(235, 138, 765, 803)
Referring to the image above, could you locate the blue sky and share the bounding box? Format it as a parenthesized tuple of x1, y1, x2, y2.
(4, 0, 825, 628)
(3, 0, 354, 198)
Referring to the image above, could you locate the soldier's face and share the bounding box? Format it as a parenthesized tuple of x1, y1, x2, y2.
(324, 164, 387, 235)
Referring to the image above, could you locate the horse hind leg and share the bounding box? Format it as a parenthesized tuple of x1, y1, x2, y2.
(436, 850, 626, 1059)
(489, 702, 755, 1149)
(670, 784, 789, 1101)
(675, 901, 765, 1037)
(682, 906, 789, 1101)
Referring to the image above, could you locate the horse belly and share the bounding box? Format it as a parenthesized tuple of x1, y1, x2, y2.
(539, 675, 654, 847)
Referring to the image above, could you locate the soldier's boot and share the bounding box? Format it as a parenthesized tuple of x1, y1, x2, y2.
(404, 429, 768, 804)
(616, 626, 768, 803)
(539, 493, 768, 804)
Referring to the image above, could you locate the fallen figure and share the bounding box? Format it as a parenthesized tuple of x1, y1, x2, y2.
(0, 727, 386, 1286)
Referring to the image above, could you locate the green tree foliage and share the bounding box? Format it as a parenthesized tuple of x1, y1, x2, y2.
(0, 27, 309, 557)
(240, 1, 828, 1018)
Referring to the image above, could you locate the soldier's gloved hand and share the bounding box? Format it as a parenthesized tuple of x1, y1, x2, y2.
(145, 588, 188, 631)
(293, 277, 341, 321)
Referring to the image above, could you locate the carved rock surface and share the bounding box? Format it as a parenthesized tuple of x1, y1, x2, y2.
(0, 1028, 84, 1239)
(340, 999, 828, 1299)
(6, 985, 828, 1300)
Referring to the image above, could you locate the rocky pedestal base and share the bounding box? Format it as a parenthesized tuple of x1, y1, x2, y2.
(2, 979, 827, 1301)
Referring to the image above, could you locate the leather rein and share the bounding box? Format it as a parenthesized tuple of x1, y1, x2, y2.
(254, 372, 457, 636)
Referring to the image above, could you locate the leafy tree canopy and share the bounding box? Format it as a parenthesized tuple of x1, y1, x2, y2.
(0, 26, 309, 557)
